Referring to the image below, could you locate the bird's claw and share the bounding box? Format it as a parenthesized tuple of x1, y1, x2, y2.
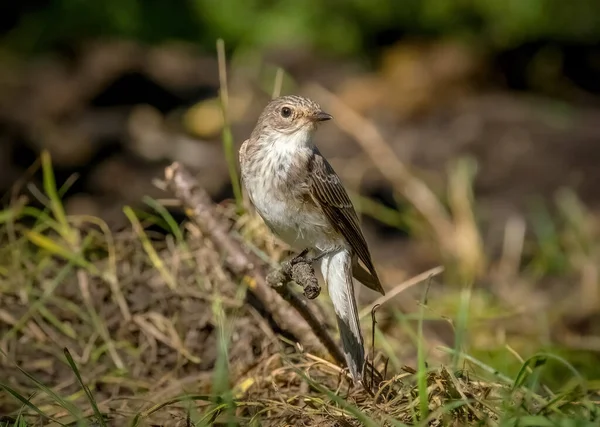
(290, 248, 311, 265)
(270, 249, 321, 299)
(291, 248, 328, 266)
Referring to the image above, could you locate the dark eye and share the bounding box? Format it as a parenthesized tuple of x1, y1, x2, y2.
(280, 107, 292, 118)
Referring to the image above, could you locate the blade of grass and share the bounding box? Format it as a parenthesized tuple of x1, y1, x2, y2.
(211, 297, 235, 427)
(348, 191, 410, 231)
(70, 214, 129, 320)
(142, 196, 185, 244)
(534, 353, 587, 392)
(123, 206, 177, 290)
(37, 306, 77, 339)
(452, 284, 473, 369)
(63, 348, 107, 427)
(537, 386, 587, 416)
(0, 201, 26, 225)
(0, 350, 83, 422)
(75, 269, 125, 369)
(0, 384, 63, 425)
(40, 151, 77, 247)
(24, 230, 90, 270)
(417, 282, 429, 421)
(513, 354, 547, 391)
(198, 402, 230, 426)
(18, 206, 62, 233)
(216, 39, 242, 209)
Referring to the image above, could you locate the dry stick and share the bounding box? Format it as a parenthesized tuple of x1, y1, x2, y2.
(163, 162, 346, 367)
(370, 304, 381, 391)
(359, 265, 445, 319)
(310, 85, 456, 254)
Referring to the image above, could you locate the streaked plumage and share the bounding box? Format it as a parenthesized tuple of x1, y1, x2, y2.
(239, 95, 385, 381)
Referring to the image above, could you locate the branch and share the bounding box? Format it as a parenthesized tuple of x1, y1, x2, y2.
(163, 162, 345, 367)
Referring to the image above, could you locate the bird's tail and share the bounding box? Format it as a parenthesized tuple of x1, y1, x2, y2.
(321, 249, 364, 381)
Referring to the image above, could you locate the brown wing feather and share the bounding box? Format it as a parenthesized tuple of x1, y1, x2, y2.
(309, 150, 385, 295)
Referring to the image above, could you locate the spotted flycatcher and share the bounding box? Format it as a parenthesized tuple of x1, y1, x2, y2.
(239, 95, 385, 381)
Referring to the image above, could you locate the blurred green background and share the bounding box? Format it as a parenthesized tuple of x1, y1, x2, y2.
(3, 0, 600, 103)
(3, 0, 600, 56)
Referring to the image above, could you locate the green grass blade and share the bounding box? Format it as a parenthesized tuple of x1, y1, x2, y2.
(40, 151, 77, 247)
(142, 197, 185, 244)
(211, 297, 235, 427)
(216, 38, 242, 210)
(123, 206, 177, 289)
(0, 384, 64, 425)
(25, 230, 90, 269)
(0, 350, 83, 420)
(417, 288, 429, 420)
(0, 202, 26, 225)
(63, 348, 107, 427)
(513, 354, 548, 390)
(452, 285, 473, 369)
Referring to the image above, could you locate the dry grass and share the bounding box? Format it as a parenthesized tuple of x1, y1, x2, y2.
(0, 149, 598, 427)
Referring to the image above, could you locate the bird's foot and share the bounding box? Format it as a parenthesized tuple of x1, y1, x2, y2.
(290, 249, 327, 266)
(267, 249, 321, 299)
(290, 248, 311, 265)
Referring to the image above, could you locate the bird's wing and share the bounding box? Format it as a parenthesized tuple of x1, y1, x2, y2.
(309, 150, 385, 295)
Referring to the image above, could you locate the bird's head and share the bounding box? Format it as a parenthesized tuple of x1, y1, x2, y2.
(251, 95, 332, 146)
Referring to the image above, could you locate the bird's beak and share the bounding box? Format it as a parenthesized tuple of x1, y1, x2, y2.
(311, 110, 333, 122)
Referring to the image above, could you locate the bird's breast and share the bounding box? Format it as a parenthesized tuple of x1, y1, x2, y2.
(242, 153, 339, 252)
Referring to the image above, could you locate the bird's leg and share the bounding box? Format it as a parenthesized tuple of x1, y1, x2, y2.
(290, 249, 329, 266)
(278, 249, 310, 278)
(308, 251, 328, 263)
(290, 248, 311, 265)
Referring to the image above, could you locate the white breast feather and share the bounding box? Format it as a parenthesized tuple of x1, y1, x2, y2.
(245, 129, 339, 252)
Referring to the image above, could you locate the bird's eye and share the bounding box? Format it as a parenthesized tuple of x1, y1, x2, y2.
(280, 107, 292, 118)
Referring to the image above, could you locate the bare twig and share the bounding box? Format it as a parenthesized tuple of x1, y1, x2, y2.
(163, 162, 345, 366)
(359, 266, 444, 319)
(370, 304, 380, 391)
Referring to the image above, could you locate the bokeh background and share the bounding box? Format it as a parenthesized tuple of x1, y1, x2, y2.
(2, 0, 600, 410)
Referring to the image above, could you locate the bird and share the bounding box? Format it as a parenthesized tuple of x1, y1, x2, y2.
(239, 95, 385, 381)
